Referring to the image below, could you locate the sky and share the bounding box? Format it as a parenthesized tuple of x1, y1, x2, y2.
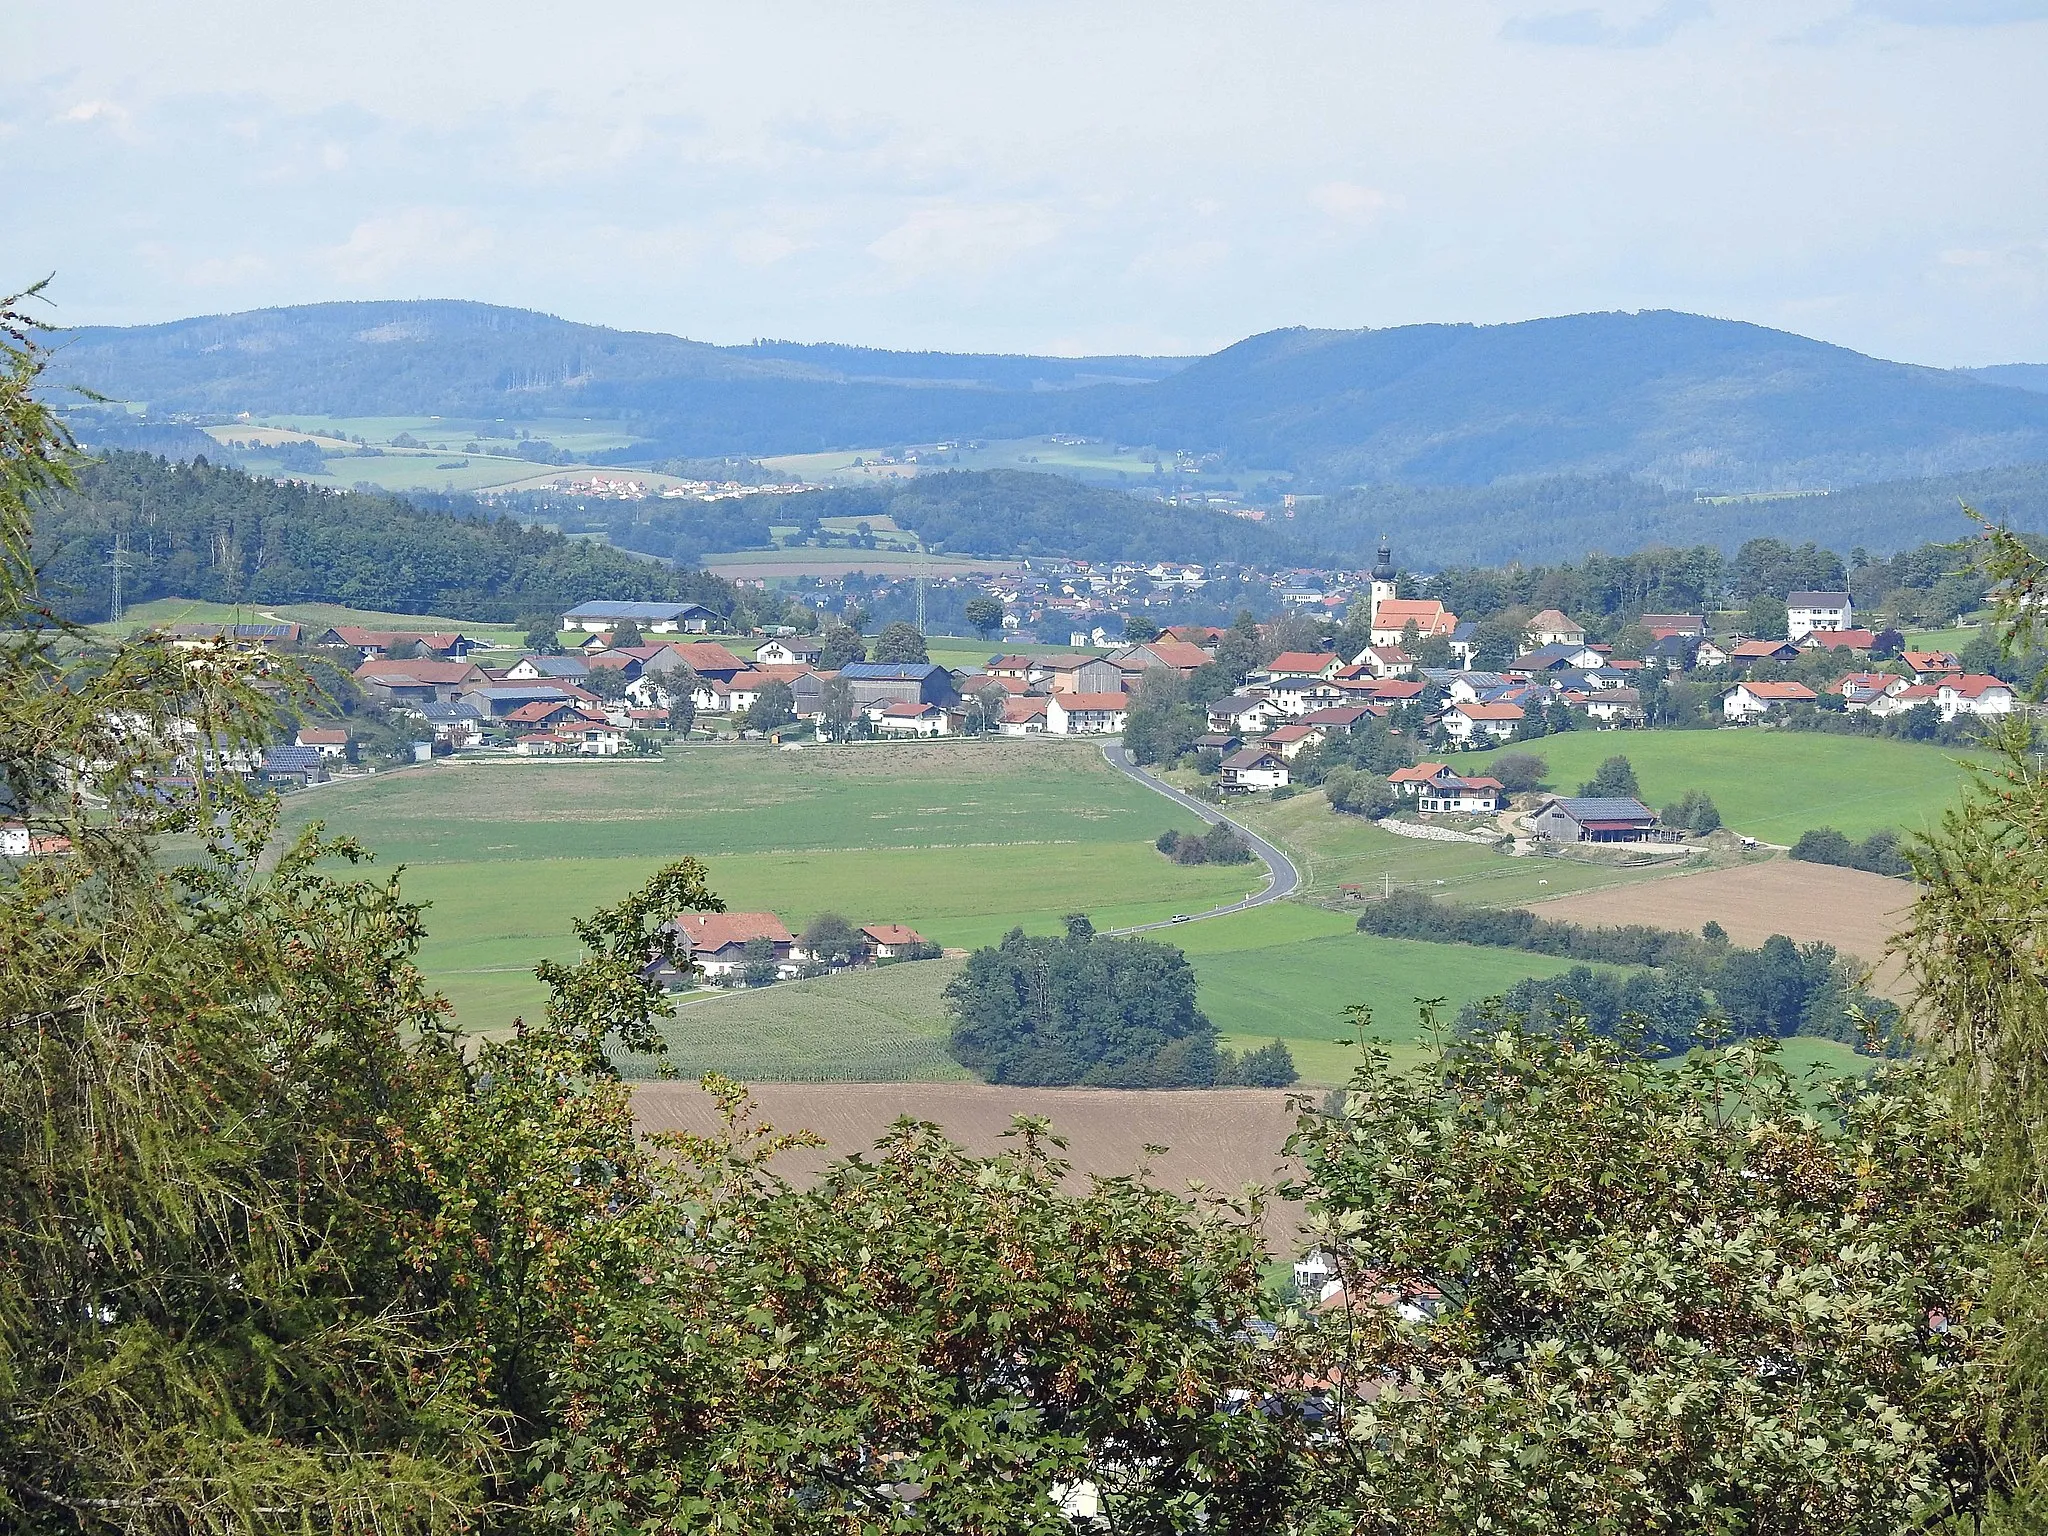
(7, 0, 2048, 365)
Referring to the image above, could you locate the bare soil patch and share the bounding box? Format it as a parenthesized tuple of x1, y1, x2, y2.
(1526, 859, 1914, 992)
(633, 1081, 1306, 1244)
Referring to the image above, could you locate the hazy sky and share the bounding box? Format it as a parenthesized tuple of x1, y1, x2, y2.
(9, 1, 2048, 363)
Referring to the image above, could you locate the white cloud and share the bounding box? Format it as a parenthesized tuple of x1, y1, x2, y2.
(1502, 0, 1711, 46)
(1937, 241, 2048, 307)
(865, 202, 1059, 283)
(1857, 0, 2048, 22)
(729, 229, 804, 266)
(321, 209, 496, 285)
(1311, 182, 1395, 226)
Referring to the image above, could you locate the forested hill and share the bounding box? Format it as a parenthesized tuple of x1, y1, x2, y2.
(53, 299, 2048, 490)
(33, 452, 735, 625)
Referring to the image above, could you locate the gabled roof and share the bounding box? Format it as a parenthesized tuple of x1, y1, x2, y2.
(1265, 723, 1322, 742)
(1222, 747, 1284, 769)
(862, 923, 925, 945)
(878, 699, 940, 717)
(1526, 608, 1582, 632)
(1001, 698, 1048, 723)
(1450, 701, 1525, 720)
(670, 911, 792, 953)
(1543, 796, 1658, 824)
(296, 727, 350, 744)
(354, 658, 479, 685)
(1902, 650, 1961, 671)
(1787, 591, 1851, 607)
(1265, 650, 1336, 675)
(1053, 692, 1131, 711)
(1733, 680, 1817, 700)
(516, 655, 591, 677)
(1939, 674, 2013, 697)
(1729, 639, 1800, 659)
(838, 661, 949, 681)
(1798, 628, 1877, 649)
(1388, 763, 1452, 784)
(664, 641, 748, 673)
(1298, 705, 1376, 726)
(262, 745, 324, 773)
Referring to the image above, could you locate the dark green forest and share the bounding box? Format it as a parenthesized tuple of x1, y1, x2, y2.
(32, 452, 737, 624)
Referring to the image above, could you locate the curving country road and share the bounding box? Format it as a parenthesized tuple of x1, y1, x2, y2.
(1099, 740, 1300, 934)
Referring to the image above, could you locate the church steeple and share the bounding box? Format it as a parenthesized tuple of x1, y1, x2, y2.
(1371, 536, 1395, 582)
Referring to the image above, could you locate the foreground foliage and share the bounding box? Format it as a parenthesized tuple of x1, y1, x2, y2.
(1283, 1018, 1997, 1535)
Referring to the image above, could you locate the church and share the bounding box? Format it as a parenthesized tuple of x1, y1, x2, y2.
(1360, 538, 1458, 651)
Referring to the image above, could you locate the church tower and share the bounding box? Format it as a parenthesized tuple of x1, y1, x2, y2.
(1368, 536, 1397, 628)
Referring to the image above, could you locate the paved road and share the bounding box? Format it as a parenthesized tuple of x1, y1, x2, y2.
(1098, 741, 1301, 934)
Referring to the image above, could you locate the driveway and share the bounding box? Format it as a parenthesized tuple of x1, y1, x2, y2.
(1098, 740, 1300, 933)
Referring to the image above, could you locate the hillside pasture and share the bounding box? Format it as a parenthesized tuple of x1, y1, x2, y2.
(1465, 731, 1981, 843)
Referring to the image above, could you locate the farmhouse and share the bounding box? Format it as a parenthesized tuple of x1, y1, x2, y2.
(662, 641, 751, 681)
(562, 600, 716, 634)
(1529, 795, 1669, 844)
(998, 698, 1048, 735)
(1219, 746, 1289, 792)
(862, 923, 929, 958)
(1262, 723, 1327, 760)
(1259, 651, 1341, 681)
(1797, 628, 1878, 656)
(1037, 655, 1128, 695)
(650, 911, 794, 984)
(1045, 692, 1129, 735)
(259, 745, 329, 789)
(505, 655, 591, 682)
(1724, 639, 1803, 666)
(1786, 591, 1853, 640)
(318, 627, 477, 661)
(1107, 639, 1211, 676)
(1391, 763, 1507, 814)
(1723, 680, 1818, 720)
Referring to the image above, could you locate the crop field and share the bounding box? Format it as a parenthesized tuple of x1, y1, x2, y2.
(631, 1079, 1308, 1241)
(281, 741, 1255, 1026)
(1464, 731, 1982, 843)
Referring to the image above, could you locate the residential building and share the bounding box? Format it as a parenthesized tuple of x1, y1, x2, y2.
(505, 654, 592, 682)
(1725, 639, 1803, 666)
(1107, 639, 1211, 676)
(1579, 687, 1642, 726)
(1786, 591, 1853, 639)
(0, 822, 71, 858)
(1867, 684, 1941, 719)
(754, 637, 824, 666)
(1263, 723, 1327, 760)
(1643, 632, 1698, 671)
(1387, 762, 1455, 797)
(662, 641, 751, 681)
(1161, 624, 1224, 653)
(561, 600, 716, 634)
(1220, 746, 1290, 792)
(870, 700, 956, 737)
(1441, 700, 1525, 745)
(1297, 704, 1378, 734)
(1797, 628, 1878, 656)
(1723, 680, 1819, 720)
(1640, 614, 1706, 638)
(1525, 609, 1587, 647)
(1529, 796, 1669, 844)
(260, 745, 329, 788)
(295, 727, 354, 760)
(1260, 650, 1341, 681)
(1045, 692, 1129, 735)
(1508, 643, 1605, 676)
(649, 912, 794, 984)
(461, 682, 589, 718)
(163, 622, 301, 648)
(1357, 645, 1415, 678)
(1903, 650, 1963, 682)
(862, 924, 929, 959)
(998, 698, 1048, 735)
(1446, 672, 1512, 704)
(317, 627, 477, 661)
(1208, 693, 1283, 734)
(1416, 772, 1507, 815)
(1934, 674, 2017, 719)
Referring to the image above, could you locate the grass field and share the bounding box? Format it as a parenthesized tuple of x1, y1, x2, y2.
(282, 741, 1255, 1026)
(96, 596, 529, 647)
(1465, 731, 1981, 842)
(611, 957, 969, 1082)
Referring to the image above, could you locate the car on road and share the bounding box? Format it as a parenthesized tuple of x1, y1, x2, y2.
(1170, 914, 1190, 923)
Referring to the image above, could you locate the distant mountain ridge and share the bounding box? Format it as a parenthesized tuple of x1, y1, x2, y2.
(51, 299, 2048, 491)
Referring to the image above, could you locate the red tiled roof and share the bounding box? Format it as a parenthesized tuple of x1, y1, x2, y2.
(1736, 681, 1817, 700)
(862, 923, 925, 946)
(672, 911, 791, 954)
(353, 658, 479, 684)
(1055, 692, 1130, 710)
(1800, 628, 1878, 649)
(1941, 674, 2012, 698)
(1453, 702, 1525, 720)
(664, 642, 747, 673)
(1266, 651, 1334, 675)
(296, 728, 349, 744)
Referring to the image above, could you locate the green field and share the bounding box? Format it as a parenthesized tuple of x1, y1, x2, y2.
(1213, 786, 1681, 906)
(97, 596, 529, 648)
(1465, 731, 1981, 843)
(283, 741, 1255, 1025)
(610, 957, 971, 1083)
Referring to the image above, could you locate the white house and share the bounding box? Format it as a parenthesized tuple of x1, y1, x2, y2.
(1786, 591, 1853, 640)
(871, 700, 955, 737)
(294, 727, 354, 759)
(1524, 609, 1587, 647)
(1723, 680, 1817, 720)
(998, 698, 1048, 735)
(753, 637, 824, 666)
(1208, 693, 1282, 734)
(1934, 674, 2016, 720)
(1262, 723, 1327, 760)
(1220, 746, 1289, 791)
(1045, 692, 1129, 735)
(1578, 687, 1642, 726)
(1440, 701, 1524, 745)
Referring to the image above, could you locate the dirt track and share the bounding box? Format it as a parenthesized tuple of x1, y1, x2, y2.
(1526, 859, 1915, 990)
(632, 1081, 1308, 1244)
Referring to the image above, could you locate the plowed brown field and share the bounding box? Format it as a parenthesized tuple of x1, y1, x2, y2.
(1526, 860, 1914, 992)
(632, 1081, 1308, 1244)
